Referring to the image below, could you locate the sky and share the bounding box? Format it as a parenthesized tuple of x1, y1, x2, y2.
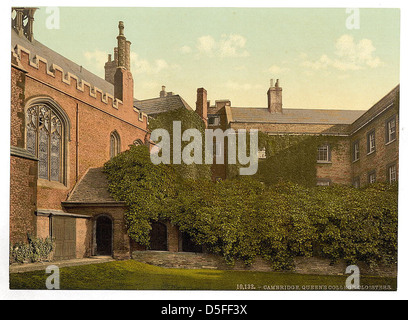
(31, 7, 400, 111)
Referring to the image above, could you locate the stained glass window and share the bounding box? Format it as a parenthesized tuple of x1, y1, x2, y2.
(26, 104, 63, 182)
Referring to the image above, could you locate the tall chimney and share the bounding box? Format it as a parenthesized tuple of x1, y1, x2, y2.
(196, 88, 208, 126)
(113, 21, 134, 106)
(125, 40, 131, 70)
(160, 86, 167, 98)
(267, 79, 282, 113)
(117, 21, 126, 68)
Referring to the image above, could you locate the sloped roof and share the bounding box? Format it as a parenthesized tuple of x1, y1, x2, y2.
(65, 167, 123, 204)
(349, 85, 399, 134)
(11, 30, 114, 95)
(230, 107, 366, 125)
(134, 94, 193, 116)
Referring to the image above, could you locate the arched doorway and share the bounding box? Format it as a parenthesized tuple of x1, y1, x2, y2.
(182, 232, 203, 253)
(96, 215, 113, 256)
(149, 222, 168, 251)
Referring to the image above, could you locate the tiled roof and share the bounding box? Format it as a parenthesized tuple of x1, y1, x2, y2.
(134, 95, 193, 116)
(11, 30, 114, 95)
(230, 107, 366, 125)
(66, 167, 121, 204)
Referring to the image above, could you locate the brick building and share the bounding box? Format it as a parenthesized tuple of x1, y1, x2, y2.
(10, 9, 150, 259)
(10, 8, 399, 261)
(195, 79, 399, 186)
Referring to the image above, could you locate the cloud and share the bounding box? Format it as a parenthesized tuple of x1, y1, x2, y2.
(195, 34, 249, 58)
(83, 49, 109, 74)
(83, 50, 178, 76)
(130, 52, 179, 75)
(224, 81, 262, 91)
(301, 34, 383, 72)
(267, 65, 290, 74)
(180, 45, 192, 54)
(218, 34, 249, 58)
(197, 35, 217, 56)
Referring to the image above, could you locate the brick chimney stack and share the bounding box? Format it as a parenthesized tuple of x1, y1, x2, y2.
(160, 86, 167, 98)
(113, 21, 134, 106)
(267, 79, 283, 113)
(196, 88, 208, 127)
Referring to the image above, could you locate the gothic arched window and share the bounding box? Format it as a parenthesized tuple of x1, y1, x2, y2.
(26, 101, 67, 183)
(110, 131, 121, 159)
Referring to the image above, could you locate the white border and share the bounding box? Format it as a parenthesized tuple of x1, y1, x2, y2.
(1, 0, 407, 301)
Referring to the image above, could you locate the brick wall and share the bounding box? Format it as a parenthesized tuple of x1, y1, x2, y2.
(10, 65, 37, 244)
(17, 58, 148, 213)
(10, 156, 37, 244)
(350, 103, 399, 186)
(10, 66, 25, 148)
(316, 138, 352, 184)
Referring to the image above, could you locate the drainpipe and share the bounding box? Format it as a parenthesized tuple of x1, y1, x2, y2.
(76, 103, 79, 182)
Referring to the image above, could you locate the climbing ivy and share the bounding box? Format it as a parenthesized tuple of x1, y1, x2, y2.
(104, 113, 397, 269)
(104, 144, 398, 269)
(149, 108, 212, 181)
(228, 132, 344, 187)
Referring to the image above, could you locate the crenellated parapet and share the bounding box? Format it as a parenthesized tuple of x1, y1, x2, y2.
(12, 44, 148, 126)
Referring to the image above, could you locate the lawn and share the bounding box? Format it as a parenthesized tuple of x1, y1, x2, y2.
(9, 260, 397, 291)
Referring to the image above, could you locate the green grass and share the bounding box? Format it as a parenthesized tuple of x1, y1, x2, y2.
(9, 260, 397, 291)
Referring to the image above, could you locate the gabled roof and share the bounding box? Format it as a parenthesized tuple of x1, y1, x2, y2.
(11, 30, 114, 95)
(64, 167, 123, 205)
(229, 107, 366, 125)
(134, 94, 193, 116)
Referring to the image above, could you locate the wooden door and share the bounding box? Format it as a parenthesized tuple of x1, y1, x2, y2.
(52, 216, 76, 260)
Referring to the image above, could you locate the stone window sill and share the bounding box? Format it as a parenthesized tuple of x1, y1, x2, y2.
(385, 139, 397, 146)
(38, 179, 68, 190)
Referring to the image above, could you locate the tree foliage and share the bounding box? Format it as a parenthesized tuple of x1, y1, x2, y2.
(104, 145, 398, 269)
(104, 113, 397, 270)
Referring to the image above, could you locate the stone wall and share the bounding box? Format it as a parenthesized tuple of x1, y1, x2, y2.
(132, 251, 397, 277)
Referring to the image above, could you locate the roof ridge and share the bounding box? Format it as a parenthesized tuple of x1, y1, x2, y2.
(231, 106, 367, 112)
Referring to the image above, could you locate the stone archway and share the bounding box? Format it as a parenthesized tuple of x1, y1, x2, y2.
(149, 222, 168, 251)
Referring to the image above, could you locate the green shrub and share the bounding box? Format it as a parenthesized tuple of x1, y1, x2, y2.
(10, 234, 55, 264)
(104, 126, 398, 270)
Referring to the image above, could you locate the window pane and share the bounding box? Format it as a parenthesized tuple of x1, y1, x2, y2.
(388, 118, 396, 142)
(368, 132, 375, 153)
(26, 103, 64, 183)
(38, 127, 49, 179)
(26, 107, 37, 155)
(353, 141, 359, 161)
(317, 145, 329, 162)
(50, 131, 61, 181)
(369, 172, 376, 184)
(389, 165, 397, 183)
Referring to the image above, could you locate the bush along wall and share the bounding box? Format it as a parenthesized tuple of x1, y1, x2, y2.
(104, 143, 398, 271)
(10, 234, 55, 264)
